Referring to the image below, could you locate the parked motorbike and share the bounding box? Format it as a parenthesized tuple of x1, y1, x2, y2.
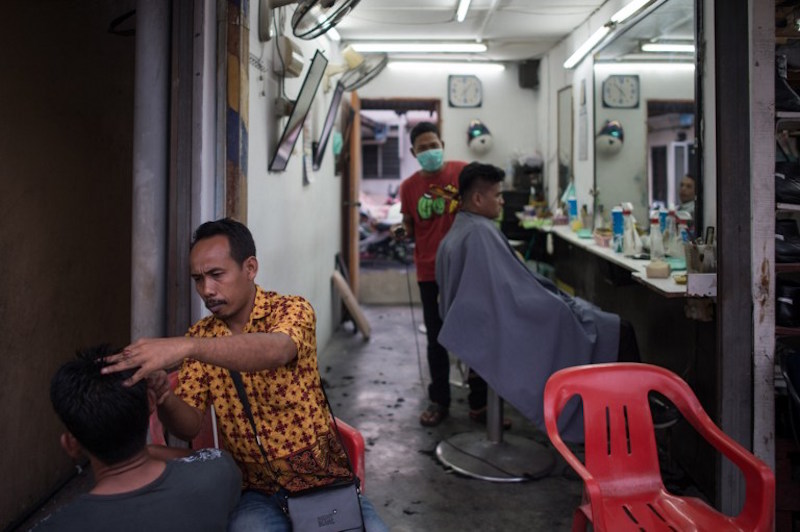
(359, 202, 413, 265)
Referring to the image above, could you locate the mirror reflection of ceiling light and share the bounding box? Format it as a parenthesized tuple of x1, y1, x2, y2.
(563, 25, 611, 69)
(456, 0, 472, 23)
(388, 61, 504, 74)
(641, 43, 695, 53)
(610, 0, 654, 24)
(349, 42, 488, 54)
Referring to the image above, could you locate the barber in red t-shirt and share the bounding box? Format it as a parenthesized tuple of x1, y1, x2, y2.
(397, 122, 487, 427)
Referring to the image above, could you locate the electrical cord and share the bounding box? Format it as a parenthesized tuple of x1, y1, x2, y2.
(405, 261, 427, 393)
(438, 439, 549, 480)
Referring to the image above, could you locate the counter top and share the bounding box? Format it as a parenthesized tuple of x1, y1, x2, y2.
(547, 225, 689, 298)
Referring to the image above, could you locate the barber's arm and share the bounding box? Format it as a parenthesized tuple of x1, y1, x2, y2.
(102, 332, 297, 386)
(401, 214, 415, 239)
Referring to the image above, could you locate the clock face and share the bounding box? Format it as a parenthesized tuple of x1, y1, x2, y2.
(448, 75, 482, 108)
(602, 75, 640, 108)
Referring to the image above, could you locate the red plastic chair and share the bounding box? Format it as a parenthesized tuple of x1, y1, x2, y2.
(543, 363, 775, 532)
(333, 417, 367, 493)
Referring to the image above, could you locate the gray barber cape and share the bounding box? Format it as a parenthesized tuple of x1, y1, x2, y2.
(436, 212, 620, 442)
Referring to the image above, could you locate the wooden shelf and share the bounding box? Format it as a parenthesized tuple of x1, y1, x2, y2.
(776, 326, 800, 336)
(776, 263, 800, 272)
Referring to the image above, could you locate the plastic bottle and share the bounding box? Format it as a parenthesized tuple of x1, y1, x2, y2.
(622, 206, 636, 256)
(663, 207, 678, 256)
(594, 204, 605, 230)
(611, 206, 624, 252)
(659, 207, 668, 233)
(649, 211, 665, 260)
(568, 193, 579, 231)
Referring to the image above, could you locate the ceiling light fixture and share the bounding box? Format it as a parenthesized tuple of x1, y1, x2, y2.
(610, 0, 654, 24)
(349, 42, 487, 54)
(388, 61, 504, 74)
(563, 25, 611, 69)
(640, 43, 695, 53)
(456, 0, 472, 23)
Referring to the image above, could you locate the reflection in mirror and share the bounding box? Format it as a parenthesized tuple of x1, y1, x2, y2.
(557, 86, 573, 200)
(593, 0, 699, 235)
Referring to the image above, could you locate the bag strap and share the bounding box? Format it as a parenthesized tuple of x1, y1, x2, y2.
(229, 371, 273, 469)
(229, 371, 357, 481)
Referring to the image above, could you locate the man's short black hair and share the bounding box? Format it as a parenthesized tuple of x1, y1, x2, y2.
(50, 345, 149, 465)
(191, 217, 256, 265)
(409, 121, 440, 146)
(458, 162, 506, 199)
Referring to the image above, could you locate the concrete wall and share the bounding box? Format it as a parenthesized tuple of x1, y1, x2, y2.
(0, 0, 135, 526)
(357, 63, 540, 185)
(246, 10, 343, 357)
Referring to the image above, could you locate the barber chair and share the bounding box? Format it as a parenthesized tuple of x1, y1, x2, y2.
(435, 384, 555, 482)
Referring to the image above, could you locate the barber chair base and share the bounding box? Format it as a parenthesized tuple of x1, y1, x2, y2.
(435, 432, 555, 482)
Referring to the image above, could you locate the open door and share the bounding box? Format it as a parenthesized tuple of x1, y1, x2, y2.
(339, 90, 362, 296)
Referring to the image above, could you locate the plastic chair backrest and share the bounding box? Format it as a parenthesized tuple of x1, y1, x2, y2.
(546, 363, 665, 495)
(334, 417, 366, 493)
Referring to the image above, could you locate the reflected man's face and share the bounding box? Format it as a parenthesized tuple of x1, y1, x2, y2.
(679, 176, 696, 204)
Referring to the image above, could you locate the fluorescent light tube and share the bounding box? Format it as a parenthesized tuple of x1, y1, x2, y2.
(641, 43, 695, 53)
(456, 0, 472, 23)
(388, 61, 505, 74)
(349, 42, 487, 54)
(563, 25, 610, 69)
(611, 0, 653, 24)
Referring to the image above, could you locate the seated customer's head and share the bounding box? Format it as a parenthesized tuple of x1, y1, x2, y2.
(458, 162, 506, 220)
(50, 345, 150, 465)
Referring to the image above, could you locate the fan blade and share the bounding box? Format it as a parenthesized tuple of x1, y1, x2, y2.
(341, 54, 389, 91)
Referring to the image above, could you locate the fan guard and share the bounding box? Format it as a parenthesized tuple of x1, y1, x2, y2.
(292, 0, 361, 40)
(340, 53, 389, 91)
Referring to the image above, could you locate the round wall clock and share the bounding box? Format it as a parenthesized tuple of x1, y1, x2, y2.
(448, 74, 483, 108)
(601, 74, 640, 108)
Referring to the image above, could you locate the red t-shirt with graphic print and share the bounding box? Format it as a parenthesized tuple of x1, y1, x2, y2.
(399, 161, 466, 282)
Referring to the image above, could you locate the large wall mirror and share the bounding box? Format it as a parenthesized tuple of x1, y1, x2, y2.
(557, 86, 574, 200)
(593, 0, 701, 235)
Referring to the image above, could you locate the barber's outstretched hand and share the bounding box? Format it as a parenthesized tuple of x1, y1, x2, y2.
(102, 337, 194, 386)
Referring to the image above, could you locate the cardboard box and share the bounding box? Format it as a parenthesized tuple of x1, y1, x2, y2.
(687, 273, 716, 297)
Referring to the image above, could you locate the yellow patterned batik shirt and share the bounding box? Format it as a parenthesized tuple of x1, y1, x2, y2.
(174, 285, 351, 494)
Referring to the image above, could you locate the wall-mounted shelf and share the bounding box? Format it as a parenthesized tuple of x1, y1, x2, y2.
(775, 263, 800, 273)
(776, 326, 800, 337)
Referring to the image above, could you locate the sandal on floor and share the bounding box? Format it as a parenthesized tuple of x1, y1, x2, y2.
(469, 407, 512, 430)
(420, 403, 449, 427)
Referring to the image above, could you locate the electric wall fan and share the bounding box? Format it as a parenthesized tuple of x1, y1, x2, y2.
(259, 0, 360, 41)
(323, 45, 389, 92)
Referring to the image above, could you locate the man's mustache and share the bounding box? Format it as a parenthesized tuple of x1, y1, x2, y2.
(204, 299, 226, 310)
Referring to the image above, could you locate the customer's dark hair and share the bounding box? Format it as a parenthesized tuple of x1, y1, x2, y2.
(409, 121, 440, 146)
(191, 217, 256, 265)
(459, 162, 506, 200)
(50, 345, 149, 465)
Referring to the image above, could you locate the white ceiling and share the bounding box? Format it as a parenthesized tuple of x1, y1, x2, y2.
(333, 0, 608, 62)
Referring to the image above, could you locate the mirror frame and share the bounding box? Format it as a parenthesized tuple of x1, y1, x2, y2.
(557, 85, 574, 201)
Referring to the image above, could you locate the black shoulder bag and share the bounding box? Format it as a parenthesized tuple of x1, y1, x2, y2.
(229, 371, 365, 532)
